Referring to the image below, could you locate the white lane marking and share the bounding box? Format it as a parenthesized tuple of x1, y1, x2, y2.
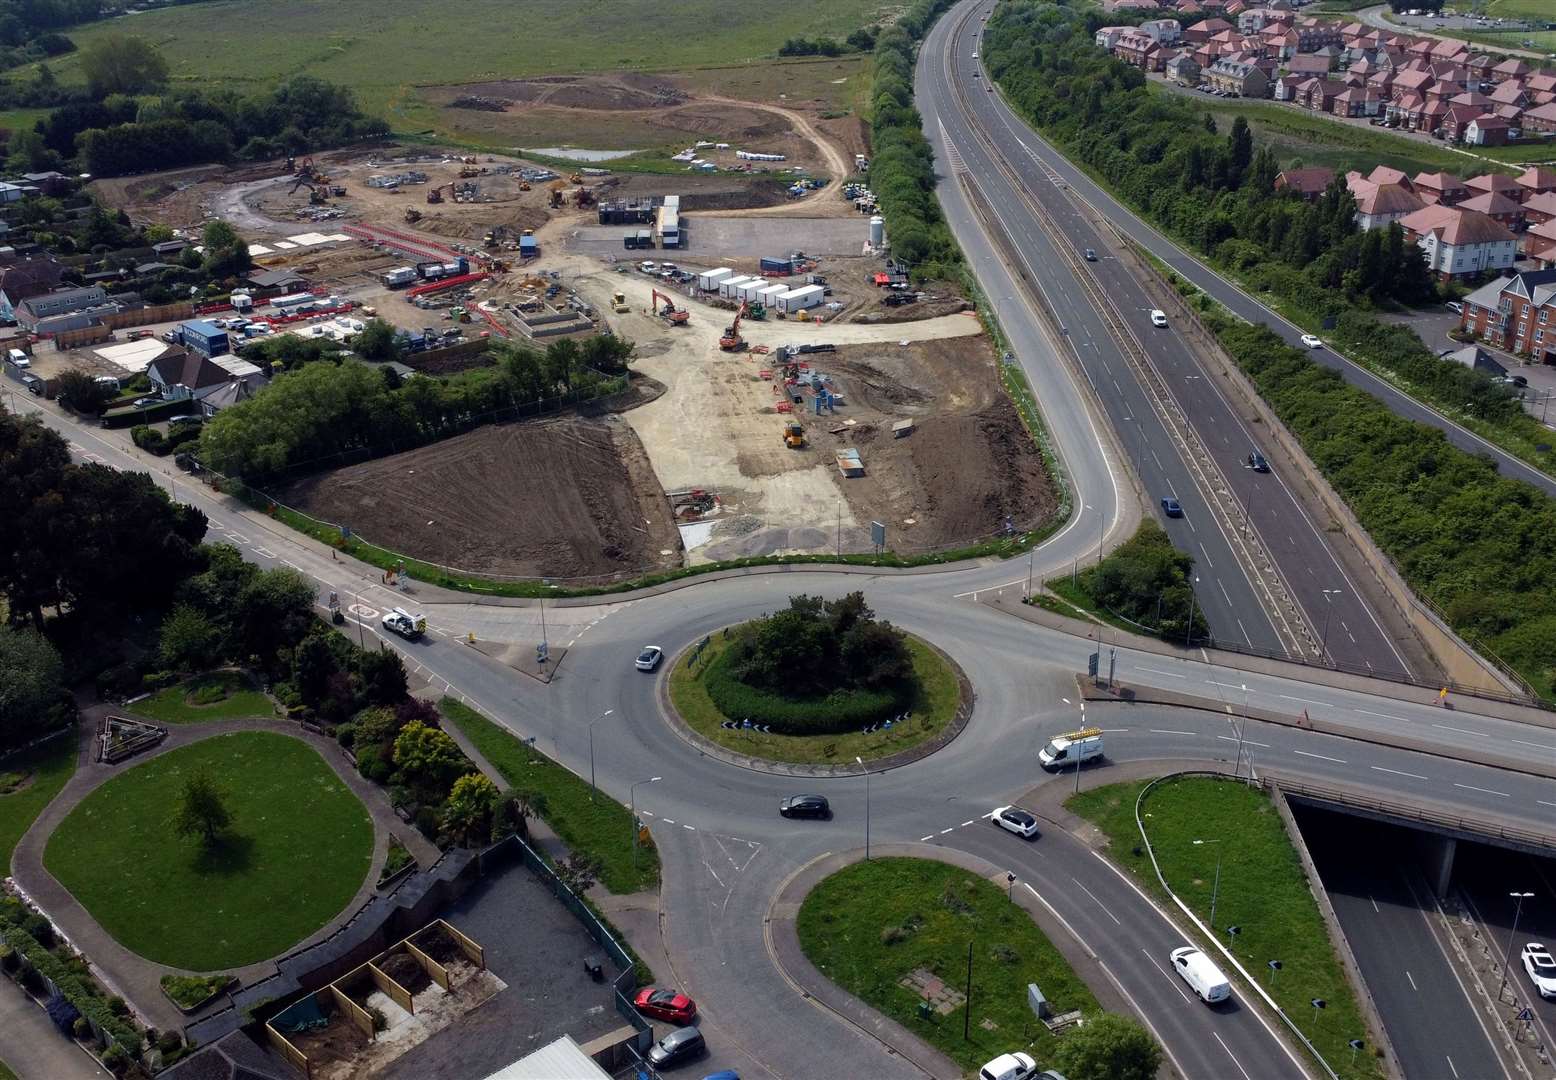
(1539, 800, 1556, 809)
(1213, 1033, 1253, 1080)
(1217, 735, 1270, 748)
(1453, 782, 1509, 798)
(920, 835, 934, 842)
(960, 820, 975, 828)
(228, 532, 250, 545)
(1371, 766, 1427, 780)
(1206, 679, 1243, 689)
(1445, 1055, 1458, 1079)
(1149, 728, 1195, 736)
(1432, 723, 1487, 738)
(1141, 948, 1192, 1003)
(1405, 970, 1417, 991)
(661, 818, 675, 825)
(1369, 895, 1380, 913)
(683, 824, 695, 831)
(1511, 738, 1556, 752)
(254, 547, 276, 559)
(1294, 749, 1346, 764)
(281, 559, 300, 570)
(1069, 877, 1121, 926)
(1357, 708, 1411, 722)
(1279, 694, 1328, 707)
(953, 577, 1025, 598)
(1138, 666, 1185, 678)
(940, 827, 954, 835)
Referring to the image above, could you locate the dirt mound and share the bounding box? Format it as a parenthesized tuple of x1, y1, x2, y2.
(379, 953, 431, 995)
(281, 416, 679, 580)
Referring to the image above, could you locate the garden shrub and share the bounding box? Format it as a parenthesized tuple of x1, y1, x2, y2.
(1, 927, 141, 1054)
(703, 650, 908, 733)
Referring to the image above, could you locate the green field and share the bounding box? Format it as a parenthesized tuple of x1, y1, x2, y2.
(31, 0, 890, 144)
(1069, 777, 1385, 1080)
(438, 698, 659, 894)
(44, 732, 373, 970)
(129, 671, 273, 725)
(0, 736, 76, 875)
(667, 631, 962, 764)
(797, 858, 1102, 1074)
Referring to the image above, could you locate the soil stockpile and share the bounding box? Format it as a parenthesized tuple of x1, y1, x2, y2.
(282, 416, 678, 580)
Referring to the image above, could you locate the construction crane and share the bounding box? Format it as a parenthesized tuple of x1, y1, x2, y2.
(719, 300, 749, 352)
(651, 289, 689, 325)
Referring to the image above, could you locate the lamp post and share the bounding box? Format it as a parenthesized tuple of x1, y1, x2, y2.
(1500, 891, 1535, 999)
(538, 579, 550, 659)
(1320, 588, 1344, 662)
(1074, 702, 1086, 795)
(855, 756, 871, 860)
(1194, 838, 1224, 928)
(588, 708, 614, 801)
(1234, 683, 1250, 779)
(1185, 576, 1201, 647)
(630, 776, 661, 870)
(1007, 872, 1017, 902)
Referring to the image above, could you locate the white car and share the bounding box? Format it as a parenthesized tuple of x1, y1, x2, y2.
(1300, 334, 1323, 349)
(1523, 943, 1556, 999)
(979, 1051, 1035, 1080)
(991, 806, 1040, 839)
(1150, 309, 1168, 328)
(635, 645, 664, 672)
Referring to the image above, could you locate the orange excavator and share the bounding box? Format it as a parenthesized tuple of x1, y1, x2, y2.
(652, 289, 689, 325)
(719, 300, 749, 351)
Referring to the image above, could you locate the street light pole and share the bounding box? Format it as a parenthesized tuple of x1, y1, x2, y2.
(1194, 838, 1223, 928)
(1234, 684, 1249, 779)
(1320, 588, 1344, 663)
(1074, 702, 1086, 795)
(1500, 891, 1535, 999)
(855, 756, 871, 860)
(630, 776, 661, 871)
(1185, 577, 1200, 647)
(588, 708, 614, 801)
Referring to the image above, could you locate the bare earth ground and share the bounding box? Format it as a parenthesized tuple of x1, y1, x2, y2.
(279, 414, 681, 581)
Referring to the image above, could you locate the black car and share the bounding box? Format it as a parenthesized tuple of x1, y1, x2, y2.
(779, 794, 831, 819)
(647, 1026, 705, 1068)
(1247, 451, 1270, 473)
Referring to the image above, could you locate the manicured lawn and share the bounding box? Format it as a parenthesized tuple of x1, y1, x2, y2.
(438, 698, 659, 894)
(44, 732, 373, 970)
(0, 735, 76, 875)
(797, 858, 1100, 1074)
(668, 630, 962, 764)
(129, 671, 273, 724)
(0, 1057, 15, 1080)
(1068, 777, 1385, 1080)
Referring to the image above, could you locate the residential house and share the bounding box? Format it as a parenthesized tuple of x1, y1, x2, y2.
(1526, 73, 1556, 99)
(198, 379, 260, 418)
(1522, 191, 1556, 226)
(1366, 69, 1396, 97)
(1275, 166, 1336, 200)
(1366, 165, 1410, 187)
(148, 350, 266, 404)
(150, 239, 189, 259)
(1459, 268, 1556, 361)
(15, 285, 109, 332)
(0, 258, 65, 324)
(1491, 57, 1531, 82)
(1464, 114, 1511, 146)
(1522, 102, 1556, 134)
(1115, 31, 1164, 69)
(1140, 18, 1184, 43)
(1205, 57, 1269, 96)
(1466, 54, 1496, 82)
(1390, 67, 1435, 101)
(1294, 17, 1341, 52)
(1297, 77, 1343, 110)
(1467, 172, 1528, 202)
(1184, 16, 1234, 42)
(1411, 171, 1466, 205)
(1262, 25, 1299, 59)
(1095, 25, 1133, 49)
(1429, 37, 1470, 63)
(1166, 53, 1202, 84)
(245, 268, 309, 292)
(1518, 166, 1556, 201)
(1399, 204, 1517, 279)
(1348, 177, 1424, 230)
(1440, 104, 1484, 142)
(1285, 53, 1331, 77)
(1272, 73, 1305, 100)
(1457, 190, 1522, 227)
(1488, 80, 1530, 110)
(1525, 219, 1556, 266)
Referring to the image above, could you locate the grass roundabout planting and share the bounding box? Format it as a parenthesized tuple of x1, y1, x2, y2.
(668, 621, 962, 766)
(44, 732, 373, 971)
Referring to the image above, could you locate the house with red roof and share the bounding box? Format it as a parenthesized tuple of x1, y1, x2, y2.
(1464, 114, 1510, 146)
(1457, 190, 1522, 227)
(1399, 204, 1517, 279)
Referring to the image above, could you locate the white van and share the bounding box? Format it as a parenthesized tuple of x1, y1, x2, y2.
(6, 348, 29, 369)
(1038, 727, 1104, 771)
(1170, 946, 1231, 1004)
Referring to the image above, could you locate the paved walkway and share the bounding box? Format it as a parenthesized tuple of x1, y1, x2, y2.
(9, 708, 439, 1033)
(0, 976, 108, 1080)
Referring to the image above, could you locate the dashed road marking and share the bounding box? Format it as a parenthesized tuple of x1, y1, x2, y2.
(1357, 708, 1410, 722)
(939, 828, 954, 835)
(1372, 766, 1427, 780)
(1149, 729, 1194, 736)
(920, 835, 934, 842)
(1294, 750, 1346, 764)
(1216, 735, 1270, 748)
(683, 823, 695, 831)
(1453, 782, 1509, 798)
(1432, 723, 1486, 738)
(254, 547, 276, 559)
(1070, 877, 1121, 925)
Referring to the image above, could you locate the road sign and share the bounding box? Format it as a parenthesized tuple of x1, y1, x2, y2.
(536, 642, 549, 664)
(870, 520, 887, 547)
(1087, 652, 1099, 677)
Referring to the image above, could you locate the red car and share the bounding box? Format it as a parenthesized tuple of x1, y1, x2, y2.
(634, 986, 697, 1024)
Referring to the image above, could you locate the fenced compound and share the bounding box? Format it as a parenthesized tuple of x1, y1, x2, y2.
(95, 714, 166, 764)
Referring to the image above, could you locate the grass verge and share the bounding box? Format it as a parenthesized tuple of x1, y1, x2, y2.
(1068, 776, 1385, 1080)
(797, 857, 1100, 1074)
(160, 972, 233, 1011)
(44, 731, 373, 970)
(129, 670, 274, 725)
(0, 735, 76, 874)
(438, 698, 659, 894)
(668, 630, 961, 764)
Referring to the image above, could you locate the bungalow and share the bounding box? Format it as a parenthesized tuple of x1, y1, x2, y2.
(1166, 53, 1202, 84)
(1275, 166, 1336, 200)
(1523, 102, 1556, 135)
(1464, 114, 1511, 147)
(148, 350, 266, 404)
(15, 286, 109, 332)
(1413, 171, 1468, 206)
(1399, 204, 1517, 279)
(1457, 190, 1522, 227)
(1205, 56, 1269, 97)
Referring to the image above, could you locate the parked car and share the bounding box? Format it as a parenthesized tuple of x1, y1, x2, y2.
(1511, 374, 1528, 388)
(1150, 309, 1168, 328)
(1170, 946, 1231, 1004)
(980, 1052, 1037, 1080)
(1523, 943, 1556, 999)
(1161, 496, 1183, 518)
(1445, 301, 1463, 314)
(1300, 333, 1323, 349)
(991, 806, 1040, 839)
(132, 396, 160, 408)
(635, 645, 664, 671)
(634, 986, 698, 1024)
(779, 794, 831, 819)
(648, 1026, 706, 1068)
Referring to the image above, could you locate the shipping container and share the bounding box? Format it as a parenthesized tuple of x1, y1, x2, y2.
(383, 267, 418, 288)
(759, 256, 794, 274)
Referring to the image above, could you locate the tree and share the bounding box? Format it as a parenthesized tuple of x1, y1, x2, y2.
(54, 369, 114, 416)
(357, 648, 407, 707)
(441, 772, 499, 846)
(201, 219, 251, 279)
(232, 568, 316, 665)
(0, 413, 71, 627)
(159, 606, 221, 671)
(79, 36, 168, 98)
(1049, 1012, 1161, 1080)
(392, 720, 469, 795)
(171, 771, 233, 848)
(350, 319, 403, 363)
(0, 625, 70, 750)
(554, 852, 602, 895)
(491, 788, 547, 841)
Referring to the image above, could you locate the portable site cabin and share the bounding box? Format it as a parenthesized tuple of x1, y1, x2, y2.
(775, 284, 825, 314)
(719, 275, 759, 299)
(697, 267, 734, 291)
(756, 283, 789, 308)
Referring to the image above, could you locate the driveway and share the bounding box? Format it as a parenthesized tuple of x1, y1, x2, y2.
(0, 978, 108, 1080)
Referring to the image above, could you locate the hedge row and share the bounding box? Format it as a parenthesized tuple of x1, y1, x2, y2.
(2, 925, 141, 1055)
(702, 649, 910, 734)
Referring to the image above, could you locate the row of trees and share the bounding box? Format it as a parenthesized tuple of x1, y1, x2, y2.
(198, 333, 634, 480)
(870, 0, 960, 277)
(982, 5, 1439, 319)
(779, 27, 877, 56)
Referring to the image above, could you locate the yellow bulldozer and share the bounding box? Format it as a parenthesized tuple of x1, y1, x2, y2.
(782, 420, 805, 449)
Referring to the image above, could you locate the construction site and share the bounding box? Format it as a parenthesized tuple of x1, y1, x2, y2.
(84, 85, 1056, 579)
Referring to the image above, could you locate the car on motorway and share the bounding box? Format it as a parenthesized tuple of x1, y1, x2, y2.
(1247, 451, 1270, 473)
(635, 645, 664, 671)
(634, 986, 698, 1024)
(979, 1051, 1037, 1080)
(779, 794, 831, 819)
(1523, 943, 1556, 999)
(1300, 333, 1323, 349)
(1084, 247, 1096, 261)
(648, 1026, 706, 1068)
(1150, 309, 1168, 328)
(1160, 496, 1183, 518)
(1170, 946, 1231, 1003)
(991, 806, 1040, 838)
